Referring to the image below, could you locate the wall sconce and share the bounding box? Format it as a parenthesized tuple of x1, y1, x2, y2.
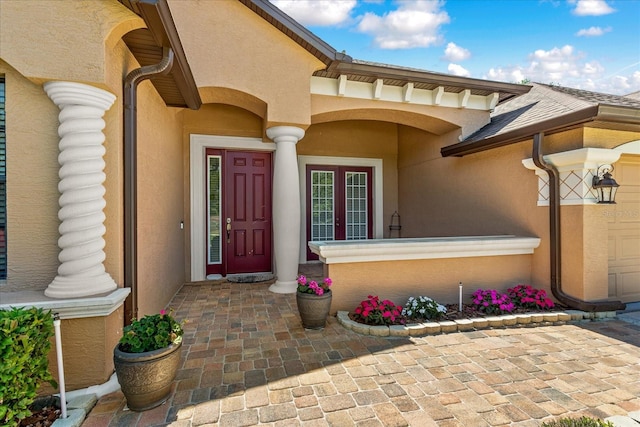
(592, 165, 620, 204)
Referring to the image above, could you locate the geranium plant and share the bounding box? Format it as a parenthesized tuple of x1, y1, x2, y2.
(119, 309, 184, 353)
(352, 295, 404, 326)
(471, 289, 515, 315)
(508, 284, 555, 310)
(297, 275, 332, 296)
(402, 296, 447, 321)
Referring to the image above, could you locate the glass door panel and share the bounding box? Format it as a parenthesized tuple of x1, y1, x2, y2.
(345, 171, 368, 240)
(207, 154, 222, 266)
(310, 170, 335, 242)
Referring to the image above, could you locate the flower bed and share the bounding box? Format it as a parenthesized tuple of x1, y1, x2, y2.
(339, 309, 617, 337)
(339, 285, 618, 337)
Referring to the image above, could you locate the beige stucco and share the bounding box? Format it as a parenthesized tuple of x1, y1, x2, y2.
(136, 79, 186, 316)
(40, 307, 124, 394)
(327, 255, 535, 313)
(168, 0, 325, 127)
(0, 0, 142, 87)
(1, 61, 60, 291)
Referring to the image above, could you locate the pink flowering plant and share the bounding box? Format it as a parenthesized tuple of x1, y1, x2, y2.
(297, 275, 332, 296)
(119, 309, 184, 353)
(508, 284, 555, 310)
(352, 295, 405, 326)
(472, 289, 515, 315)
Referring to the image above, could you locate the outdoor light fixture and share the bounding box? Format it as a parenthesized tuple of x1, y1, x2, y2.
(592, 164, 620, 204)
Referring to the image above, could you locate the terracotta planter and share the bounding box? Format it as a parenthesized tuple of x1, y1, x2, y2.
(113, 342, 182, 411)
(296, 290, 332, 329)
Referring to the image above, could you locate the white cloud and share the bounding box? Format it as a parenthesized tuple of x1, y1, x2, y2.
(483, 45, 639, 95)
(569, 0, 615, 16)
(270, 0, 356, 26)
(576, 26, 611, 37)
(356, 0, 450, 49)
(447, 63, 471, 77)
(443, 42, 471, 62)
(485, 67, 527, 85)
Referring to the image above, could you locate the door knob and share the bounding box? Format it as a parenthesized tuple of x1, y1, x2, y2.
(226, 218, 231, 242)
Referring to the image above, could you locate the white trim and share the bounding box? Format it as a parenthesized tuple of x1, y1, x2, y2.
(615, 140, 640, 155)
(308, 235, 541, 264)
(310, 76, 492, 111)
(298, 156, 384, 264)
(0, 288, 130, 319)
(189, 135, 275, 282)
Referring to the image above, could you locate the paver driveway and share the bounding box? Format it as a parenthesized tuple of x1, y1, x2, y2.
(83, 282, 640, 427)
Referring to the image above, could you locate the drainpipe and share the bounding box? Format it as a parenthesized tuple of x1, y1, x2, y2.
(123, 47, 175, 323)
(532, 132, 625, 312)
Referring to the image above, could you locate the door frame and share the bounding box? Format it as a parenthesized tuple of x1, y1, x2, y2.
(190, 134, 275, 282)
(298, 155, 384, 264)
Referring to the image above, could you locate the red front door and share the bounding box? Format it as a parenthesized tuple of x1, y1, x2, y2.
(206, 149, 272, 276)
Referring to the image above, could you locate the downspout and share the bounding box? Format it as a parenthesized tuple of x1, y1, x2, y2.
(532, 132, 625, 312)
(123, 47, 175, 323)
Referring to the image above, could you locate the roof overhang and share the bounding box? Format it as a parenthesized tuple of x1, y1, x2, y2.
(119, 0, 201, 109)
(441, 104, 640, 157)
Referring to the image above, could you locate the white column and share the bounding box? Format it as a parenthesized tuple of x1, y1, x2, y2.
(44, 81, 118, 298)
(267, 126, 305, 293)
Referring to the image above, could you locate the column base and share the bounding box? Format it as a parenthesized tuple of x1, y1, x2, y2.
(45, 274, 117, 299)
(269, 280, 297, 294)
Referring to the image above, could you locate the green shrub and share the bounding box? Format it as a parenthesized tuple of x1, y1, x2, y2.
(0, 307, 58, 427)
(541, 416, 614, 427)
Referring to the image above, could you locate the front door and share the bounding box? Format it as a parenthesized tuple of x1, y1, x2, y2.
(306, 165, 373, 260)
(206, 149, 272, 276)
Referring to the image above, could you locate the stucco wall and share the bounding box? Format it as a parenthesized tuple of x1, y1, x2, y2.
(136, 81, 186, 316)
(0, 0, 141, 86)
(1, 61, 60, 291)
(168, 0, 325, 127)
(327, 255, 535, 313)
(40, 307, 124, 393)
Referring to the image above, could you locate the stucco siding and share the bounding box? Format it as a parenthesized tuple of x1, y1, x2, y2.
(0, 0, 140, 86)
(136, 80, 186, 316)
(2, 61, 60, 291)
(168, 0, 324, 127)
(327, 255, 535, 313)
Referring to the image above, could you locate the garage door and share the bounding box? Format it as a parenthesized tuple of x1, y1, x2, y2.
(608, 157, 640, 303)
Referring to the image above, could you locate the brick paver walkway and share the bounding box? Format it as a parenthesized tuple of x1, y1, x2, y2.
(83, 282, 640, 427)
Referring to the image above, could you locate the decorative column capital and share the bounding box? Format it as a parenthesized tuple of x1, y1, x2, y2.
(44, 81, 118, 298)
(266, 126, 305, 143)
(44, 81, 116, 111)
(522, 148, 622, 206)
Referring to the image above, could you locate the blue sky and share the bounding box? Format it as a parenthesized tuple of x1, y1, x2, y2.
(269, 0, 640, 95)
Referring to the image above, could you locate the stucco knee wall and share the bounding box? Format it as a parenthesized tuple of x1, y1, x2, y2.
(39, 306, 124, 394)
(326, 255, 536, 314)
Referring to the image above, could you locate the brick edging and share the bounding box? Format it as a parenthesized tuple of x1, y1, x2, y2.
(336, 310, 618, 337)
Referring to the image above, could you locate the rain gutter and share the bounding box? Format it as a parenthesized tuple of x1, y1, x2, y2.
(123, 47, 174, 323)
(532, 132, 625, 312)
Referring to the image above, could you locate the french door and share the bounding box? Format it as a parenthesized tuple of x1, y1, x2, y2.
(206, 149, 272, 275)
(306, 165, 373, 260)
